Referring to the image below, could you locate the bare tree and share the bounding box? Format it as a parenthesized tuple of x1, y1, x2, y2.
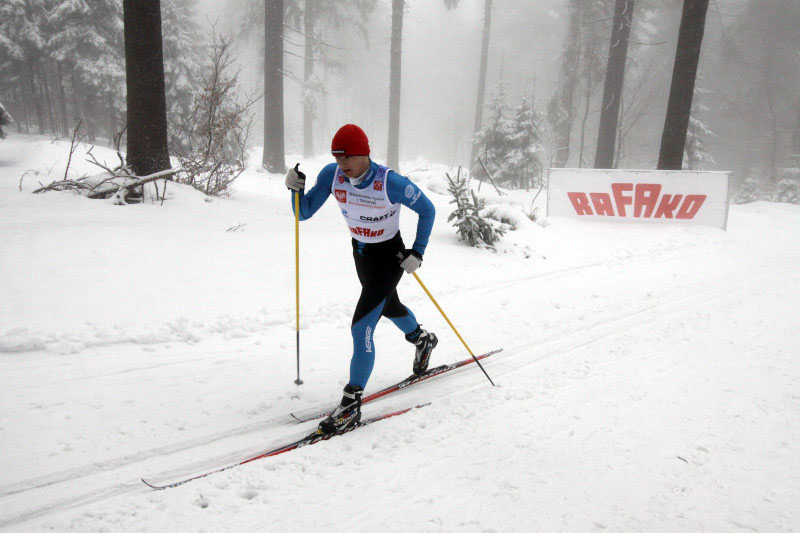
(123, 0, 171, 177)
(387, 0, 404, 170)
(263, 0, 286, 174)
(172, 34, 258, 197)
(594, 0, 635, 169)
(657, 0, 709, 170)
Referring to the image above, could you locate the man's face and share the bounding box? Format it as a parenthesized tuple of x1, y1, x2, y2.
(335, 155, 370, 178)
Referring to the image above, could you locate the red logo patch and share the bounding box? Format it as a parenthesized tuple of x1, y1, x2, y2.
(374, 180, 383, 191)
(349, 227, 385, 238)
(338, 176, 345, 184)
(335, 190, 347, 203)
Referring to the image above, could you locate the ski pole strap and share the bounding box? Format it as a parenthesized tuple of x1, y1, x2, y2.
(411, 272, 495, 387)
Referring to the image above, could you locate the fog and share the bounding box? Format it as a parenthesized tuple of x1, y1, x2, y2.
(190, 0, 800, 184)
(2, 0, 799, 191)
(205, 0, 567, 165)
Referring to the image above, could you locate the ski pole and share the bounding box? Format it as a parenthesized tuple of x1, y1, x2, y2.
(411, 272, 495, 387)
(293, 179, 303, 386)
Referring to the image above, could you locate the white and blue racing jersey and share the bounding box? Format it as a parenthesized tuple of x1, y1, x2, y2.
(291, 161, 435, 255)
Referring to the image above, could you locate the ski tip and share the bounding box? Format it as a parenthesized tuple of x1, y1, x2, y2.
(289, 412, 303, 422)
(141, 478, 165, 490)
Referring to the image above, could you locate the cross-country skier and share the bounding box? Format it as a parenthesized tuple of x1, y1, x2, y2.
(285, 124, 438, 434)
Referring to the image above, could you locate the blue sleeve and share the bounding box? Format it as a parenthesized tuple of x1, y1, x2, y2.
(290, 163, 336, 220)
(386, 171, 435, 255)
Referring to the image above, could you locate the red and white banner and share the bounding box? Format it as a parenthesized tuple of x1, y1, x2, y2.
(547, 168, 732, 229)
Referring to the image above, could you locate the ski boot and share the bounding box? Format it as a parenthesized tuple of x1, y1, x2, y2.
(406, 326, 438, 375)
(318, 384, 363, 434)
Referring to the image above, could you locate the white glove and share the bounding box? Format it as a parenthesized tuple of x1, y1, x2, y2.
(285, 163, 306, 191)
(397, 250, 423, 274)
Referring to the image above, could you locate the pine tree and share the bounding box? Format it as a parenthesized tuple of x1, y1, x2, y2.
(161, 0, 204, 149)
(506, 96, 545, 189)
(473, 87, 545, 189)
(0, 0, 49, 135)
(51, 0, 126, 142)
(682, 92, 715, 170)
(473, 84, 512, 182)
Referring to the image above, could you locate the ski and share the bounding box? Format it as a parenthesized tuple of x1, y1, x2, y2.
(142, 403, 430, 491)
(289, 348, 502, 424)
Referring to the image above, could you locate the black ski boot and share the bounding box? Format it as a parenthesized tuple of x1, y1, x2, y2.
(406, 326, 438, 375)
(318, 384, 363, 434)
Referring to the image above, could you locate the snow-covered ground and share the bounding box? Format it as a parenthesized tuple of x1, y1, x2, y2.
(1, 133, 798, 531)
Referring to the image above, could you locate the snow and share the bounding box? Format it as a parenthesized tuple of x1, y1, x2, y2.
(1, 132, 799, 531)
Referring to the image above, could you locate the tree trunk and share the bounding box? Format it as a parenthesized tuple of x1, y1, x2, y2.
(594, 0, 635, 169)
(552, 0, 581, 167)
(303, 0, 316, 157)
(792, 99, 800, 163)
(84, 94, 97, 144)
(470, 0, 492, 166)
(657, 0, 709, 170)
(39, 64, 56, 135)
(26, 61, 44, 135)
(263, 0, 286, 173)
(56, 62, 69, 138)
(70, 71, 96, 143)
(387, 0, 404, 170)
(123, 0, 171, 176)
(107, 92, 117, 145)
(578, 44, 601, 168)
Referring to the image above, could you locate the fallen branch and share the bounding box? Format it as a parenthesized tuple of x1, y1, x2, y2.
(120, 168, 179, 189)
(19, 169, 39, 192)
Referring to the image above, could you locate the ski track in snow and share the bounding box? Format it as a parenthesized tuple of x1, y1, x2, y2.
(2, 239, 798, 529)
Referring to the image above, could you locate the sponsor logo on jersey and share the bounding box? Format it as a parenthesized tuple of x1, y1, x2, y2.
(567, 183, 707, 219)
(374, 180, 383, 191)
(335, 190, 347, 203)
(338, 176, 346, 184)
(359, 209, 397, 222)
(349, 226, 385, 238)
(405, 184, 415, 198)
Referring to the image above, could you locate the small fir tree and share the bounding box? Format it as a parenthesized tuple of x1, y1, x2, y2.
(446, 170, 505, 248)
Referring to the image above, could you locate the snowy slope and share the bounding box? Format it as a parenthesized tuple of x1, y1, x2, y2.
(1, 133, 799, 531)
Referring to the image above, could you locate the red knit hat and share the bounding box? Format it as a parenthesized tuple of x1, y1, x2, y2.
(331, 124, 370, 156)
